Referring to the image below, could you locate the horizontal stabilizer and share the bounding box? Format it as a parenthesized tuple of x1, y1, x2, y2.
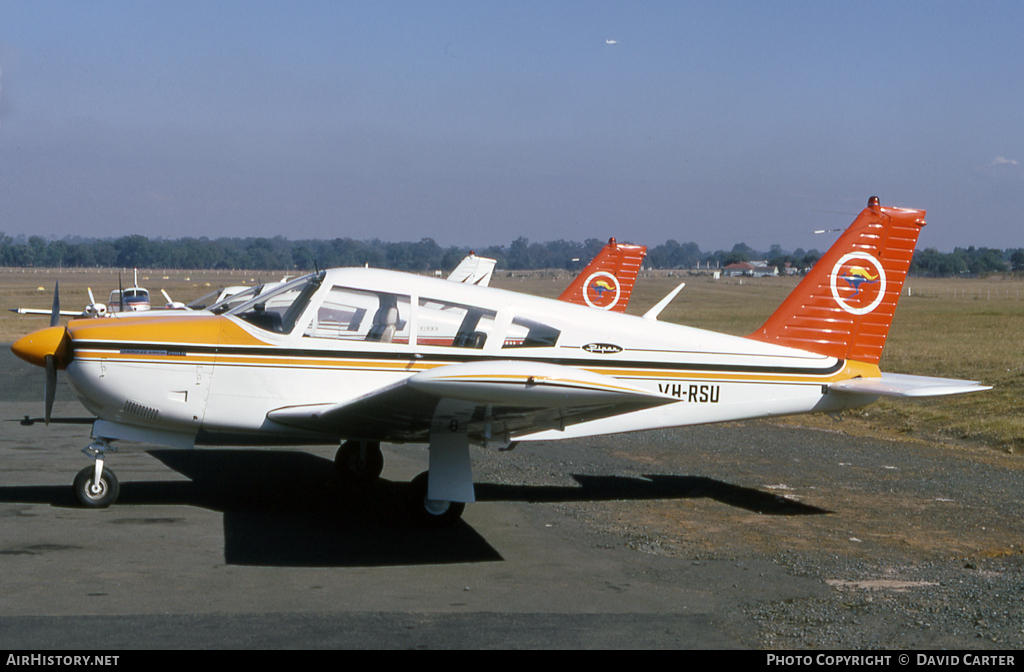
(830, 373, 991, 398)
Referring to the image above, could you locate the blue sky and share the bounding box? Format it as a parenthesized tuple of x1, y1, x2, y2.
(1, 1, 1021, 252)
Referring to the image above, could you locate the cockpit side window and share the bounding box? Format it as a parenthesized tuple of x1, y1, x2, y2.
(303, 286, 410, 343)
(366, 294, 404, 343)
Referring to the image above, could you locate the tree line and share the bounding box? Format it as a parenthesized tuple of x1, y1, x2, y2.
(1, 232, 1021, 276)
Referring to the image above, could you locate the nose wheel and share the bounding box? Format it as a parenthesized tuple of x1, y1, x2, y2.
(74, 440, 119, 508)
(73, 464, 119, 508)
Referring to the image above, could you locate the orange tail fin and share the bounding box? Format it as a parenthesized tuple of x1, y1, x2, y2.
(559, 238, 647, 313)
(747, 197, 925, 365)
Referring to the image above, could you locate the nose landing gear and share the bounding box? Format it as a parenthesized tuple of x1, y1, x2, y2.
(74, 439, 119, 508)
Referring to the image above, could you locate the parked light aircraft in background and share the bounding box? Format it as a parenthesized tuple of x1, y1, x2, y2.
(11, 270, 151, 319)
(10, 285, 110, 319)
(446, 253, 496, 286)
(10, 198, 989, 525)
(104, 268, 152, 313)
(447, 239, 647, 315)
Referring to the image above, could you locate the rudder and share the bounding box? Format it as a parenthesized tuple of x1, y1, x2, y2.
(559, 238, 647, 313)
(747, 197, 926, 365)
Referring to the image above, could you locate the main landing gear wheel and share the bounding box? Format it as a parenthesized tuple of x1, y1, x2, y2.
(406, 471, 465, 528)
(73, 465, 120, 508)
(334, 440, 384, 484)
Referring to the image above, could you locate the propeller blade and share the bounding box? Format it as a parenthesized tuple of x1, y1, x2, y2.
(50, 281, 60, 328)
(119, 273, 124, 312)
(44, 354, 57, 425)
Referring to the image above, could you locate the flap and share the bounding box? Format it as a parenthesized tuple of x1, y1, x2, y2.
(267, 360, 676, 444)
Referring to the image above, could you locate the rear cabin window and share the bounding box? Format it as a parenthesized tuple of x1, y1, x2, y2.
(502, 317, 561, 349)
(417, 298, 496, 349)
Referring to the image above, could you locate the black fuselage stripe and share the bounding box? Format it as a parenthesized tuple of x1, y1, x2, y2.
(74, 340, 845, 377)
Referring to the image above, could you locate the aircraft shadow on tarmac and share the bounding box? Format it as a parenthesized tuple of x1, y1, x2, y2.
(476, 475, 830, 516)
(0, 449, 828, 568)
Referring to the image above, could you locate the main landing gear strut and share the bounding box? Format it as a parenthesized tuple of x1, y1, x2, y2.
(333, 438, 470, 527)
(405, 471, 466, 527)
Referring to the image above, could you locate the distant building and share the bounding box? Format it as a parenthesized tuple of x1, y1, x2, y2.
(723, 261, 778, 277)
(723, 262, 754, 277)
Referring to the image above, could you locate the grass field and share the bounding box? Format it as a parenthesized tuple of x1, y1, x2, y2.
(4, 267, 1022, 453)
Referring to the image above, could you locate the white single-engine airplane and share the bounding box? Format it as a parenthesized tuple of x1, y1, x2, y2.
(11, 198, 989, 525)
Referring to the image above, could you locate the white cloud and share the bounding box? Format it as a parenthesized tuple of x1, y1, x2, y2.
(982, 156, 1024, 182)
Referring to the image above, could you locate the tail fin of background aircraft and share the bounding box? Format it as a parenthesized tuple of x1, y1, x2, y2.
(447, 253, 497, 286)
(747, 197, 925, 365)
(558, 238, 647, 313)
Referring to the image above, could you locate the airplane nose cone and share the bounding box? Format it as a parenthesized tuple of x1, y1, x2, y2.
(11, 326, 70, 368)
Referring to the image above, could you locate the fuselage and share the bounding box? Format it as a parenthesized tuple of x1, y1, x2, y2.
(55, 268, 874, 448)
(108, 287, 150, 312)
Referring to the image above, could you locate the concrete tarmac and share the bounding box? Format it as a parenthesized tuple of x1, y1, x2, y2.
(1, 347, 1022, 649)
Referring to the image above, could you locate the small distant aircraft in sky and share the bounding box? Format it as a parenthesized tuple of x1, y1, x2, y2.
(11, 198, 988, 527)
(606, 39, 618, 44)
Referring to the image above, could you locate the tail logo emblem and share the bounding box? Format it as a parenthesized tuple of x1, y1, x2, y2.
(830, 253, 887, 315)
(584, 272, 621, 310)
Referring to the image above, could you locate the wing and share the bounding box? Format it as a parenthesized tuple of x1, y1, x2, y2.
(267, 360, 676, 444)
(10, 308, 84, 317)
(830, 372, 991, 398)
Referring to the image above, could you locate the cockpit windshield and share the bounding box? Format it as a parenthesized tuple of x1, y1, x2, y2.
(226, 272, 325, 334)
(208, 285, 264, 315)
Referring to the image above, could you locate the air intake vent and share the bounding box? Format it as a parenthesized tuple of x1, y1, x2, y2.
(123, 400, 159, 420)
